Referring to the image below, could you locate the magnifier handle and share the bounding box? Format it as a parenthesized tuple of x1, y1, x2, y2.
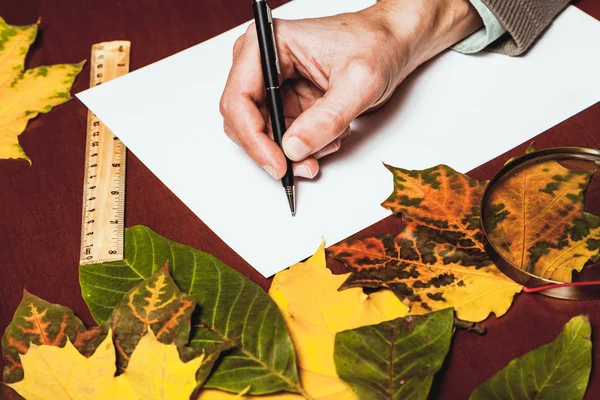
(523, 279, 600, 294)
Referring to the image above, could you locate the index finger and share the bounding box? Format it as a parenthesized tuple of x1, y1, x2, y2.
(219, 25, 288, 178)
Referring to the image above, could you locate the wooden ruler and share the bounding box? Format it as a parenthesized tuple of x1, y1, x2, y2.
(79, 41, 130, 265)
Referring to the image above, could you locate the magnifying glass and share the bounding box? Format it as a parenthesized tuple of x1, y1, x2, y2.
(480, 147, 600, 300)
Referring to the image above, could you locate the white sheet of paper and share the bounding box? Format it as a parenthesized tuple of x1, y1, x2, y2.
(77, 0, 600, 277)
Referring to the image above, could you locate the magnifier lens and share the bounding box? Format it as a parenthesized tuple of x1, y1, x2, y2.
(480, 148, 600, 299)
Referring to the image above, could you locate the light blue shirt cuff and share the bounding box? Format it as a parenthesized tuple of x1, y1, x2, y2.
(451, 0, 507, 54)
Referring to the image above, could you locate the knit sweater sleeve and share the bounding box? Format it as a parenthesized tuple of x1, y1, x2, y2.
(481, 0, 571, 55)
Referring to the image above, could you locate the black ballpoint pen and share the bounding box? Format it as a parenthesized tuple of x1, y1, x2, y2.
(252, 0, 296, 216)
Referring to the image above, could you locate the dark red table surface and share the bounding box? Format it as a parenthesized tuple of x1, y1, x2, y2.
(1, 0, 599, 398)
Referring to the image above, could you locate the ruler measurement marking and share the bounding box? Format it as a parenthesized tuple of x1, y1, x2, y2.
(79, 41, 131, 265)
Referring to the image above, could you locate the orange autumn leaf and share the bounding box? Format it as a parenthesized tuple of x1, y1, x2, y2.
(329, 165, 521, 322)
(484, 158, 599, 282)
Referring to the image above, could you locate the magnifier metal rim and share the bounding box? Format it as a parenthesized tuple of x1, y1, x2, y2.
(480, 147, 600, 300)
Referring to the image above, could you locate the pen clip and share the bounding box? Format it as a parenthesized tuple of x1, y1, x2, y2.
(266, 4, 281, 75)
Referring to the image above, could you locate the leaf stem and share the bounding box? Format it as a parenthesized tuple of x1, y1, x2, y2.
(453, 317, 486, 335)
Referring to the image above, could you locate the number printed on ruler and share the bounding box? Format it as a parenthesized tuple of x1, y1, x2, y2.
(80, 41, 130, 265)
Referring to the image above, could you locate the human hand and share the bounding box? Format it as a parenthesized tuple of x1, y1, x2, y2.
(220, 0, 482, 179)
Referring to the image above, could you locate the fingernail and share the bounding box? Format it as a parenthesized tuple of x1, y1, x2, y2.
(293, 164, 314, 178)
(284, 137, 311, 160)
(263, 165, 278, 179)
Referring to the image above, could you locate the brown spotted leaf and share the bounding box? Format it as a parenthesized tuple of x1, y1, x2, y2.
(1, 290, 107, 383)
(329, 165, 521, 323)
(329, 228, 522, 323)
(484, 159, 598, 282)
(381, 164, 486, 259)
(107, 262, 197, 372)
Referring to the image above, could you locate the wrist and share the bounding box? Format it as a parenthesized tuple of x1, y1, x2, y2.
(366, 0, 483, 68)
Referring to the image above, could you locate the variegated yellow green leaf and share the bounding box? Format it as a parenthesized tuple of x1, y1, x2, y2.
(107, 263, 196, 372)
(80, 226, 301, 395)
(0, 17, 84, 163)
(1, 290, 107, 383)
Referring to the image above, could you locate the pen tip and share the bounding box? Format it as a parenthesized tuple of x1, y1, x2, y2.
(285, 186, 296, 217)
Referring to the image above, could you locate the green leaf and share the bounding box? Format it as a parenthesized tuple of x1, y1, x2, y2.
(470, 315, 592, 400)
(80, 225, 301, 395)
(106, 264, 236, 386)
(194, 339, 236, 389)
(1, 291, 106, 383)
(107, 263, 197, 372)
(334, 308, 454, 400)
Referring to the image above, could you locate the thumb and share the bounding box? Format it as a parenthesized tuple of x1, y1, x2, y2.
(282, 61, 384, 161)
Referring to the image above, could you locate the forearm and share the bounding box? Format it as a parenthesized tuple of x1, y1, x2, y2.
(361, 0, 483, 83)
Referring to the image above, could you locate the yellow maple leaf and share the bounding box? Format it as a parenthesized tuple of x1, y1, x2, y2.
(8, 329, 116, 400)
(0, 17, 83, 163)
(8, 329, 205, 400)
(113, 330, 206, 398)
(201, 241, 409, 399)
